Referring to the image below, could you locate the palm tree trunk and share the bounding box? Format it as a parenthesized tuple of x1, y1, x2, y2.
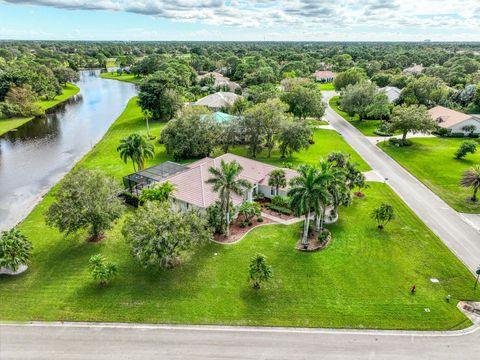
(473, 186, 479, 202)
(320, 205, 326, 231)
(225, 194, 231, 237)
(302, 210, 310, 245)
(131, 158, 137, 172)
(315, 212, 321, 232)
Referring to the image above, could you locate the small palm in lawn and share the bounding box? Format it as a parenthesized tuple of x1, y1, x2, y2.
(371, 203, 395, 229)
(288, 164, 323, 246)
(268, 169, 287, 196)
(206, 160, 251, 237)
(0, 228, 32, 272)
(248, 254, 272, 290)
(460, 165, 480, 202)
(117, 133, 155, 172)
(89, 254, 118, 287)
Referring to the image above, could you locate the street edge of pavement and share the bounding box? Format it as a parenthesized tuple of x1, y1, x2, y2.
(1, 314, 479, 338)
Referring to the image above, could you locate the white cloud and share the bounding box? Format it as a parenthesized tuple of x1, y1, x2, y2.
(2, 0, 479, 34)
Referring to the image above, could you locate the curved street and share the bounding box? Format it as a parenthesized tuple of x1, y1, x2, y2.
(322, 92, 480, 273)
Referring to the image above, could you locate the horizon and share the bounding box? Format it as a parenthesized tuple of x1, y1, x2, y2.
(1, 0, 480, 42)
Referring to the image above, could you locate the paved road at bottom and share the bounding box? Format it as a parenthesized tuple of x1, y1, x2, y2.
(1, 323, 480, 360)
(322, 91, 480, 273)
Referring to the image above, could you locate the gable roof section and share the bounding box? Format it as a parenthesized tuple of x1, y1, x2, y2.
(195, 92, 239, 109)
(428, 106, 477, 129)
(380, 86, 401, 102)
(161, 153, 298, 209)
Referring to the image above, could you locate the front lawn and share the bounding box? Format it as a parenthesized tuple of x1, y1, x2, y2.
(318, 83, 335, 91)
(0, 97, 477, 330)
(225, 129, 370, 171)
(329, 96, 389, 137)
(379, 137, 480, 213)
(0, 83, 80, 136)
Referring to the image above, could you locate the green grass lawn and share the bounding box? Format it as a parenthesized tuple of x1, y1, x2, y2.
(225, 129, 370, 171)
(329, 96, 392, 137)
(0, 83, 80, 136)
(318, 83, 335, 91)
(379, 137, 480, 213)
(100, 72, 143, 85)
(1, 97, 477, 330)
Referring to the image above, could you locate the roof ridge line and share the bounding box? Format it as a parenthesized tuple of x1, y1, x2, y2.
(199, 162, 206, 208)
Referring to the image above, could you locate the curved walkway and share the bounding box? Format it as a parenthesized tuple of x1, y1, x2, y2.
(322, 91, 480, 273)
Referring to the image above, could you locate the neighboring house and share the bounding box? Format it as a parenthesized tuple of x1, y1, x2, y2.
(194, 92, 240, 110)
(428, 106, 480, 134)
(380, 86, 401, 103)
(401, 64, 424, 76)
(123, 154, 298, 211)
(314, 70, 336, 83)
(198, 71, 241, 92)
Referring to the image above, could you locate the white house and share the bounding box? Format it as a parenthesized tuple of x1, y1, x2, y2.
(380, 86, 401, 103)
(429, 106, 480, 135)
(194, 92, 240, 110)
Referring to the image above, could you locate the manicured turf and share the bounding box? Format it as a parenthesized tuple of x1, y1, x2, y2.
(225, 128, 370, 171)
(318, 83, 335, 91)
(329, 96, 389, 137)
(0, 97, 477, 330)
(100, 72, 142, 85)
(0, 83, 80, 136)
(379, 137, 480, 213)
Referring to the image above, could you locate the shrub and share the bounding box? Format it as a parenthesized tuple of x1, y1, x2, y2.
(374, 121, 393, 136)
(455, 140, 477, 159)
(257, 216, 264, 222)
(389, 138, 412, 147)
(435, 127, 450, 137)
(450, 132, 467, 138)
(265, 204, 293, 215)
(0, 228, 32, 272)
(271, 195, 290, 208)
(318, 229, 331, 243)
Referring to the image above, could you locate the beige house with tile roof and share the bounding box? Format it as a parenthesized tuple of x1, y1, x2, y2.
(160, 154, 298, 211)
(429, 106, 480, 135)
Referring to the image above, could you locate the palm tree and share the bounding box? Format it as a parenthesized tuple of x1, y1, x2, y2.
(461, 165, 480, 202)
(312, 160, 349, 232)
(371, 203, 395, 229)
(206, 160, 251, 237)
(117, 133, 155, 172)
(248, 254, 272, 289)
(288, 165, 323, 246)
(268, 169, 287, 196)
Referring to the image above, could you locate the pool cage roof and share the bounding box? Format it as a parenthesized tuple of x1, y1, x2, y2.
(123, 161, 187, 195)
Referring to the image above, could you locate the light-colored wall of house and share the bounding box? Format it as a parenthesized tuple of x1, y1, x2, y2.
(448, 118, 480, 134)
(258, 185, 287, 198)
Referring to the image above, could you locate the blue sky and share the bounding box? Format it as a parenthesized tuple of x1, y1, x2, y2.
(1, 0, 479, 41)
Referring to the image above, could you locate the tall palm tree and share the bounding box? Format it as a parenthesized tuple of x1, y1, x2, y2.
(268, 169, 287, 196)
(461, 165, 480, 202)
(288, 165, 323, 246)
(313, 161, 346, 232)
(117, 133, 155, 172)
(207, 160, 251, 237)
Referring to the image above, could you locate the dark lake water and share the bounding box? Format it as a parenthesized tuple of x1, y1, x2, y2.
(0, 70, 137, 230)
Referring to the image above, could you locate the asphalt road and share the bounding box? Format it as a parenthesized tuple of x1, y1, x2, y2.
(322, 92, 480, 273)
(1, 323, 480, 360)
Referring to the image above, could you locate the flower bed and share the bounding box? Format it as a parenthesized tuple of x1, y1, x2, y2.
(213, 216, 275, 244)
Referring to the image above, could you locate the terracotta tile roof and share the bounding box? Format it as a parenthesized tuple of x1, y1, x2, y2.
(428, 106, 476, 128)
(161, 153, 298, 209)
(314, 70, 336, 79)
